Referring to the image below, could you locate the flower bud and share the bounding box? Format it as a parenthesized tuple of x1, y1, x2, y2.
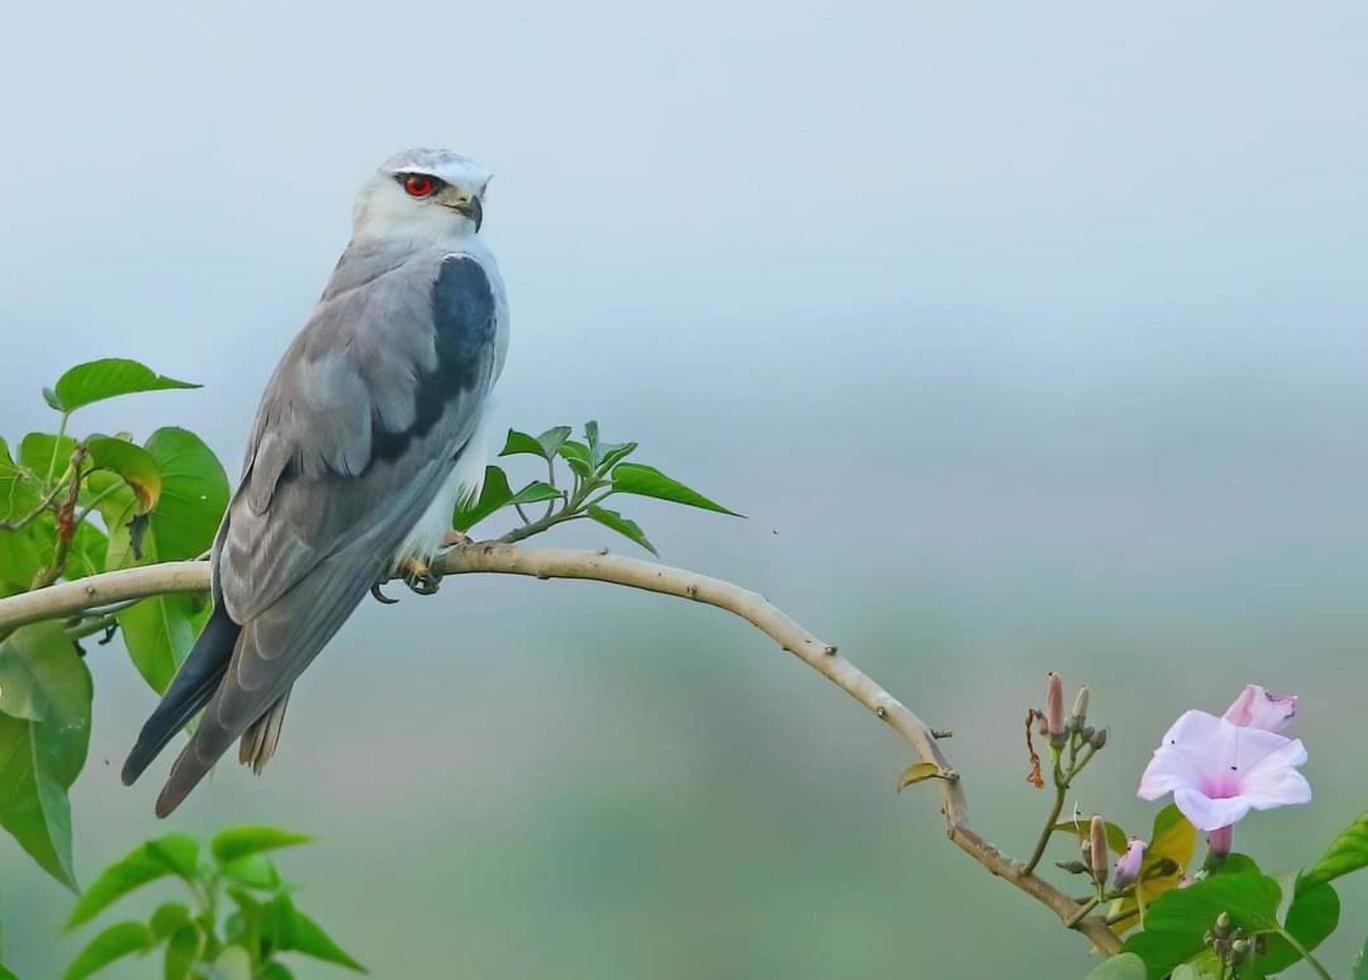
(1224, 684, 1297, 735)
(1230, 938, 1251, 962)
(1214, 911, 1232, 936)
(1089, 816, 1108, 887)
(1070, 685, 1090, 727)
(1046, 673, 1065, 746)
(1089, 727, 1109, 750)
(1113, 837, 1147, 890)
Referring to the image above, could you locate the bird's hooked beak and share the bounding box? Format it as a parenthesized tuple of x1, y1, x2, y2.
(452, 194, 483, 232)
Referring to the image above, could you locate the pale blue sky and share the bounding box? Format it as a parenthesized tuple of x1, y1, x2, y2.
(2, 3, 1366, 976)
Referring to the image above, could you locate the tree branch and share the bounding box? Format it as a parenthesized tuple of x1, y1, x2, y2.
(0, 541, 1121, 955)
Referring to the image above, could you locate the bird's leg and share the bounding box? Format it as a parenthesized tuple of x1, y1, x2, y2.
(397, 554, 442, 596)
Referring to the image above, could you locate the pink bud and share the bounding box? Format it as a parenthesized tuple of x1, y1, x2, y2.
(1046, 673, 1065, 743)
(1113, 837, 1147, 890)
(1207, 824, 1233, 858)
(1089, 816, 1108, 887)
(1223, 684, 1297, 734)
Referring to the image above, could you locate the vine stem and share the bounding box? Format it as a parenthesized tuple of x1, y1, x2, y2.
(0, 541, 1122, 956)
(1023, 782, 1068, 875)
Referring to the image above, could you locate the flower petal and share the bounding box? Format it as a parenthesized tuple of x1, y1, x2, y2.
(1240, 738, 1312, 810)
(1173, 787, 1252, 832)
(1137, 711, 1236, 799)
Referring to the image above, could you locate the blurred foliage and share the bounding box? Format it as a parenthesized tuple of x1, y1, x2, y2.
(62, 824, 362, 979)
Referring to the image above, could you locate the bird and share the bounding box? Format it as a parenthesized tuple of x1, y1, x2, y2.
(121, 148, 509, 817)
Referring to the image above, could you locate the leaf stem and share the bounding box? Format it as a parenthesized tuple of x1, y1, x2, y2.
(1276, 927, 1332, 980)
(44, 412, 70, 488)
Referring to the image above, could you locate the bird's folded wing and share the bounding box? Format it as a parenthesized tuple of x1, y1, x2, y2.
(218, 249, 499, 623)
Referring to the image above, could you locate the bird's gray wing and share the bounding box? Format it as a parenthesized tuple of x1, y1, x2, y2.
(153, 250, 499, 815)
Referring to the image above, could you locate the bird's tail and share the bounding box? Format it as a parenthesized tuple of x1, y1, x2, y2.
(121, 603, 241, 787)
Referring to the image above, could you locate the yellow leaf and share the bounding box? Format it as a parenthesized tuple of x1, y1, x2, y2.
(896, 762, 944, 791)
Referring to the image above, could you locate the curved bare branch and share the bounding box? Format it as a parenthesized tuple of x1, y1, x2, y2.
(0, 542, 1121, 954)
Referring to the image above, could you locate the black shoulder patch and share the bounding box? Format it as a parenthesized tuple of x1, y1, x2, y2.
(370, 255, 497, 467)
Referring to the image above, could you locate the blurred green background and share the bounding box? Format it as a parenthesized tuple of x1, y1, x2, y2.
(2, 1, 1366, 976)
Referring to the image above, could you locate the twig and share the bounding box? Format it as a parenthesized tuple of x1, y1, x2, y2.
(0, 541, 1122, 956)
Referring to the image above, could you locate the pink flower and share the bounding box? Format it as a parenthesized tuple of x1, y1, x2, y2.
(1113, 837, 1147, 890)
(1224, 684, 1297, 734)
(1137, 710, 1311, 832)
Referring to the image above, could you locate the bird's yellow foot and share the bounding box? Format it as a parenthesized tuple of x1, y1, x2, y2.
(399, 555, 441, 595)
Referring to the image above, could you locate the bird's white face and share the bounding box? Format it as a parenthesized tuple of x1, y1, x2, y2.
(352, 148, 492, 244)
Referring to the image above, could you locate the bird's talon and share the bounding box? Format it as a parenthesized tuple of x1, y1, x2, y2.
(440, 529, 472, 549)
(397, 557, 441, 596)
(371, 581, 400, 605)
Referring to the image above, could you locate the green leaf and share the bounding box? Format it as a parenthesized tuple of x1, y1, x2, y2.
(211, 825, 312, 865)
(287, 909, 367, 972)
(510, 481, 560, 506)
(584, 421, 634, 473)
(1084, 953, 1148, 980)
(585, 505, 657, 555)
(596, 441, 637, 474)
(256, 963, 295, 980)
(212, 946, 254, 980)
(536, 425, 573, 458)
(1123, 874, 1281, 979)
(67, 833, 200, 927)
(163, 924, 202, 980)
(1248, 883, 1340, 978)
(0, 438, 43, 521)
(555, 440, 595, 481)
(141, 428, 229, 561)
(101, 428, 223, 692)
(0, 523, 47, 597)
(1205, 852, 1261, 876)
(84, 437, 161, 514)
(224, 888, 262, 951)
(218, 852, 280, 889)
(148, 902, 193, 941)
(117, 593, 209, 695)
(63, 921, 154, 979)
(895, 762, 946, 791)
(610, 463, 742, 516)
(0, 624, 91, 889)
(49, 359, 199, 413)
(20, 432, 78, 479)
(64, 521, 108, 580)
(1299, 810, 1368, 894)
(452, 466, 513, 532)
(499, 429, 550, 459)
(1051, 817, 1129, 855)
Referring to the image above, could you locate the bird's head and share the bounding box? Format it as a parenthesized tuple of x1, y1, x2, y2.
(352, 148, 492, 242)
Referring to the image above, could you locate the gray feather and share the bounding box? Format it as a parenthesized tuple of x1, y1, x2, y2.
(147, 246, 503, 816)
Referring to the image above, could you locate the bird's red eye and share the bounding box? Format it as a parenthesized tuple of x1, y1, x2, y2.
(403, 174, 435, 197)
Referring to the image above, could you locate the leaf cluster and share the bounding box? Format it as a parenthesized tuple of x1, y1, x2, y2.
(62, 825, 363, 979)
(455, 420, 740, 554)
